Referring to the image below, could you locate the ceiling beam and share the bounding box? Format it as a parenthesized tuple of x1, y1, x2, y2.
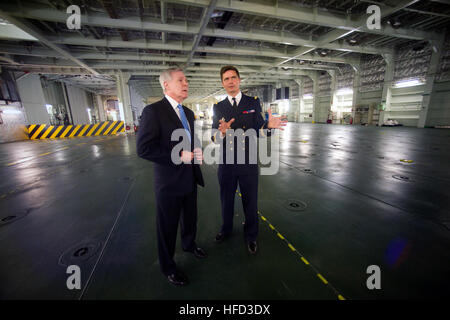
(265, 0, 419, 68)
(100, 0, 129, 41)
(185, 0, 218, 67)
(170, 0, 439, 41)
(0, 10, 99, 75)
(1, 41, 357, 64)
(1, 3, 392, 55)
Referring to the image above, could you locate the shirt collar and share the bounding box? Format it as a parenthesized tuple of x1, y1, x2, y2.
(165, 94, 181, 110)
(227, 91, 242, 106)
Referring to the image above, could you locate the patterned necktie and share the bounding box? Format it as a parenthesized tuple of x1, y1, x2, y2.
(177, 104, 191, 142)
(232, 97, 237, 108)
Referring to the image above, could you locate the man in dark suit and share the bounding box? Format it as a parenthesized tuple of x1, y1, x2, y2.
(211, 66, 287, 254)
(137, 67, 206, 286)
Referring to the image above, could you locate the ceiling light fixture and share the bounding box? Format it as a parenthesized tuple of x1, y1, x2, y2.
(387, 19, 402, 29)
(394, 79, 424, 88)
(336, 88, 353, 96)
(348, 38, 358, 45)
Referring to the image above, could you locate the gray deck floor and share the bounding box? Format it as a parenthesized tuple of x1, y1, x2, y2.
(0, 123, 449, 300)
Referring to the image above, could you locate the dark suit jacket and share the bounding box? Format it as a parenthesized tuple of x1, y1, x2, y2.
(137, 97, 204, 195)
(211, 93, 271, 175)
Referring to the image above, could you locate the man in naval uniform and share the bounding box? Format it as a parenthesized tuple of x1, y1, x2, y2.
(211, 65, 287, 254)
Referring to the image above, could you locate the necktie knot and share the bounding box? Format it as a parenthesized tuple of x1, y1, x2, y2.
(232, 97, 237, 107)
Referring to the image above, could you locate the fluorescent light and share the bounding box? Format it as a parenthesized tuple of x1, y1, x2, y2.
(302, 94, 313, 100)
(2, 108, 22, 114)
(394, 79, 423, 88)
(118, 102, 125, 122)
(336, 88, 353, 96)
(87, 108, 92, 123)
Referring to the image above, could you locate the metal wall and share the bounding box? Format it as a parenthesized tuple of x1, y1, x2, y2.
(437, 35, 450, 82)
(16, 74, 49, 124)
(394, 41, 431, 83)
(426, 81, 450, 126)
(65, 85, 91, 125)
(41, 79, 70, 125)
(0, 102, 28, 143)
(337, 66, 354, 90)
(359, 55, 385, 93)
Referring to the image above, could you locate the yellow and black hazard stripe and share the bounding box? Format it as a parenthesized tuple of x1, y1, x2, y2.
(27, 121, 125, 140)
(235, 190, 347, 300)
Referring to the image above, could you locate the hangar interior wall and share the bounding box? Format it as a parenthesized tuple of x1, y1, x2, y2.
(277, 39, 450, 128)
(16, 74, 49, 125)
(1, 73, 116, 143)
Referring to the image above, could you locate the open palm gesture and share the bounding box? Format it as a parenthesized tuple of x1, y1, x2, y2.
(267, 109, 288, 130)
(218, 118, 235, 135)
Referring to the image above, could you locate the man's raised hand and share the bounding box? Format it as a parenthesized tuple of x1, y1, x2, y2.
(267, 109, 288, 130)
(218, 118, 235, 135)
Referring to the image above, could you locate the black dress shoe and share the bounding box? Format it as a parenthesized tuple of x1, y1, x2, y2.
(248, 241, 258, 254)
(215, 233, 226, 243)
(167, 272, 188, 286)
(184, 247, 208, 259)
(193, 247, 207, 259)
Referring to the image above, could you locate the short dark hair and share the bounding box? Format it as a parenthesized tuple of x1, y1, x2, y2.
(220, 65, 240, 81)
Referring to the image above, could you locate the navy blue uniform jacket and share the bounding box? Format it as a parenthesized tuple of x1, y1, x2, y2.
(211, 94, 271, 175)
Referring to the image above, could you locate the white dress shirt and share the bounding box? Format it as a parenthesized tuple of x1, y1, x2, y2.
(165, 94, 190, 131)
(227, 91, 242, 107)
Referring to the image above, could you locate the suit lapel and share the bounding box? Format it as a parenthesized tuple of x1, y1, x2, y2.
(163, 97, 194, 144)
(162, 97, 183, 129)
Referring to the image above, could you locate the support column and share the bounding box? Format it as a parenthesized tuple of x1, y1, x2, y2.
(378, 53, 394, 126)
(418, 36, 445, 128)
(294, 78, 303, 123)
(351, 59, 361, 124)
(95, 94, 106, 122)
(328, 70, 337, 122)
(116, 71, 133, 132)
(311, 72, 319, 123)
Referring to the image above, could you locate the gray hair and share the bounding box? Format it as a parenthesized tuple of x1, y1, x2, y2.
(159, 67, 184, 92)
